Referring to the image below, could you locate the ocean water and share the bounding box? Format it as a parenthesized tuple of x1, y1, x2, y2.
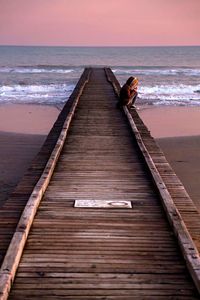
(0, 46, 200, 107)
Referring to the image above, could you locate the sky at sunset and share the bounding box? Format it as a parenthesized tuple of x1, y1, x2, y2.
(0, 0, 200, 46)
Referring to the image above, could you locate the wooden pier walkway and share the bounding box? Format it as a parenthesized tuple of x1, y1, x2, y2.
(0, 68, 200, 299)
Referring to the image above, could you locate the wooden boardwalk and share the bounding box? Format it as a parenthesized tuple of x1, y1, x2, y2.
(0, 68, 200, 299)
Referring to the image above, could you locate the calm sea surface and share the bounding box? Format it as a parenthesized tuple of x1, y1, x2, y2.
(0, 46, 200, 106)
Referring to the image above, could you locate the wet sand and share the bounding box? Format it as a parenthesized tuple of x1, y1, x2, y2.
(0, 104, 60, 206)
(138, 106, 200, 138)
(0, 131, 46, 205)
(157, 136, 200, 211)
(139, 106, 200, 211)
(0, 103, 60, 135)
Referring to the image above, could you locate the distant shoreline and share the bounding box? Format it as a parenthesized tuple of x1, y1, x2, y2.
(0, 45, 200, 48)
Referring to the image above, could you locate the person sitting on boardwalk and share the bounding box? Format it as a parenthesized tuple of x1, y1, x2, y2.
(117, 76, 138, 109)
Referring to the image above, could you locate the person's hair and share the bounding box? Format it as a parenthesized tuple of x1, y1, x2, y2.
(126, 77, 135, 85)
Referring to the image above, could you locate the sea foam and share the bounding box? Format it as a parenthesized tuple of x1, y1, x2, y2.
(0, 83, 75, 104)
(0, 66, 74, 74)
(112, 67, 200, 77)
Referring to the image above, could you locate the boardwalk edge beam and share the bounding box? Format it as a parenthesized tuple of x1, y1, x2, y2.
(0, 69, 91, 300)
(105, 67, 200, 293)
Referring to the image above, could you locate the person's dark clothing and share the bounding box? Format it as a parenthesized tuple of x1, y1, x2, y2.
(117, 83, 138, 108)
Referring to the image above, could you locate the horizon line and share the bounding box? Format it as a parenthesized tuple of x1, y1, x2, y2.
(0, 44, 200, 48)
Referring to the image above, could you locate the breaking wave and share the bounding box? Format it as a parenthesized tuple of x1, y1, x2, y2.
(0, 66, 75, 74)
(112, 67, 200, 77)
(138, 84, 200, 106)
(0, 83, 75, 104)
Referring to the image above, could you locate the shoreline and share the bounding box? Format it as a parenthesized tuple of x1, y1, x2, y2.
(0, 103, 199, 212)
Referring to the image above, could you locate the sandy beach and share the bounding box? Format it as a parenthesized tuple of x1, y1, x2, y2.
(0, 104, 59, 206)
(157, 135, 200, 211)
(0, 104, 200, 212)
(138, 106, 200, 138)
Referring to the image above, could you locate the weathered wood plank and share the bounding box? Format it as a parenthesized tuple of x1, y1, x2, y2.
(1, 68, 199, 299)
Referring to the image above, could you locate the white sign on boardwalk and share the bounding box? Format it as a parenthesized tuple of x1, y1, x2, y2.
(74, 199, 132, 208)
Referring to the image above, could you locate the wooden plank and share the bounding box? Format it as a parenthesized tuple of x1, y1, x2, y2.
(3, 68, 200, 299)
(0, 69, 91, 300)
